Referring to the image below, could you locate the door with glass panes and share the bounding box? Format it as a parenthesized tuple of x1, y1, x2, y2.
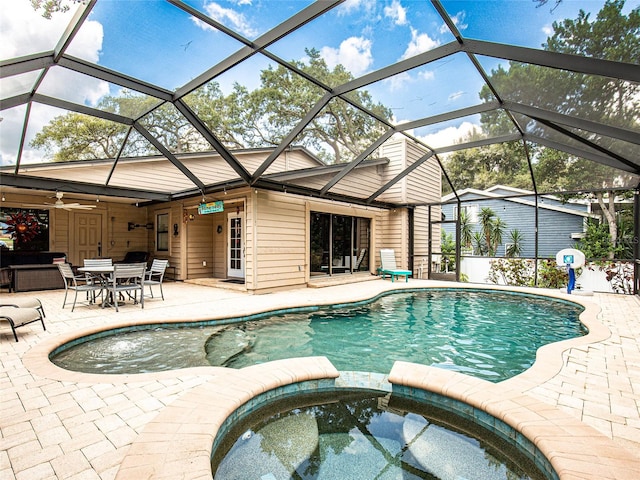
(227, 213, 244, 278)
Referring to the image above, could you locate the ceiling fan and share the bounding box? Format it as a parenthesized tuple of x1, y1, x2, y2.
(23, 191, 97, 211)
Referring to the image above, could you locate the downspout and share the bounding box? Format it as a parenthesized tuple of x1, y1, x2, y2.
(427, 206, 433, 279)
(635, 185, 640, 295)
(523, 141, 539, 286)
(534, 195, 539, 286)
(408, 207, 414, 273)
(455, 199, 461, 282)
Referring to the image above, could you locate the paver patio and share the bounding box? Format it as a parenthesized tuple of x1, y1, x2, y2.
(1, 279, 639, 479)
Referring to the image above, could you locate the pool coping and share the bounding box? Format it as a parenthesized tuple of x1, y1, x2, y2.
(114, 359, 640, 480)
(20, 283, 640, 479)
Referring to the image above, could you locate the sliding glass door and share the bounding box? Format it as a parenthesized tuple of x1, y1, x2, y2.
(310, 212, 370, 276)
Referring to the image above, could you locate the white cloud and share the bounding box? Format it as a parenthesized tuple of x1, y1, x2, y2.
(401, 28, 440, 60)
(320, 37, 373, 77)
(383, 66, 435, 92)
(383, 71, 413, 91)
(1, 1, 69, 58)
(440, 11, 467, 34)
(0, 1, 105, 165)
(542, 24, 554, 36)
(416, 121, 479, 149)
(419, 70, 435, 81)
(38, 69, 110, 107)
(338, 0, 377, 16)
(200, 2, 258, 38)
(384, 0, 407, 26)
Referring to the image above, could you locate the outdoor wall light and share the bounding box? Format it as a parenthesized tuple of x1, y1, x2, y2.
(173, 223, 179, 236)
(189, 214, 195, 221)
(128, 222, 155, 231)
(217, 225, 223, 234)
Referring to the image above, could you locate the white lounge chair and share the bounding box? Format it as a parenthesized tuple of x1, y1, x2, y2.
(379, 249, 412, 282)
(0, 306, 46, 342)
(0, 296, 45, 317)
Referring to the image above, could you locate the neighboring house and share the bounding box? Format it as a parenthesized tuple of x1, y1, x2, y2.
(441, 186, 597, 258)
(1, 137, 441, 293)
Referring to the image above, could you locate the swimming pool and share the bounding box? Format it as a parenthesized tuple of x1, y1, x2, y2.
(50, 289, 585, 382)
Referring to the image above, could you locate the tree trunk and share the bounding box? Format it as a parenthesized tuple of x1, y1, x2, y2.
(596, 191, 617, 260)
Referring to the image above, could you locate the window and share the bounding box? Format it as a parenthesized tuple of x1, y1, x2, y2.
(454, 204, 479, 223)
(156, 213, 169, 252)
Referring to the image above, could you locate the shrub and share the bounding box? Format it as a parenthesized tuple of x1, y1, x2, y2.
(537, 259, 570, 289)
(488, 258, 535, 287)
(601, 261, 633, 294)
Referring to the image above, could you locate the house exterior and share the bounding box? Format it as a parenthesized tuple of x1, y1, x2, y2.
(441, 186, 596, 259)
(1, 137, 441, 293)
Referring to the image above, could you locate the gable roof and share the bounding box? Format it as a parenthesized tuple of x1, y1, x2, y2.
(442, 185, 597, 218)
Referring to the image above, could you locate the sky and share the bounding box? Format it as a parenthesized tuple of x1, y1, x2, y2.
(1, 0, 637, 165)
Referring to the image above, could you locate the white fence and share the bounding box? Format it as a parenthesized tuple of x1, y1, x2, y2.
(459, 256, 625, 293)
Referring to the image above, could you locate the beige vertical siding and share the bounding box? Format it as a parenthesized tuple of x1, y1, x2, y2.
(378, 139, 406, 204)
(103, 203, 148, 261)
(253, 190, 307, 290)
(404, 141, 442, 272)
(185, 213, 214, 278)
(50, 208, 69, 255)
(146, 204, 184, 279)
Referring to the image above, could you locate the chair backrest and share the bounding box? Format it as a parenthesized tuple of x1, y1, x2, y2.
(150, 259, 169, 273)
(57, 262, 75, 280)
(84, 258, 113, 267)
(112, 263, 146, 281)
(380, 249, 398, 270)
(355, 248, 367, 269)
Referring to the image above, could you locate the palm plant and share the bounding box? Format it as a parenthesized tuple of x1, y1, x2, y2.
(506, 229, 524, 257)
(491, 218, 507, 256)
(479, 207, 496, 255)
(472, 231, 485, 255)
(459, 209, 473, 253)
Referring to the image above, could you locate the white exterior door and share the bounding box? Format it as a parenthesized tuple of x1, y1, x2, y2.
(74, 212, 103, 265)
(227, 213, 244, 278)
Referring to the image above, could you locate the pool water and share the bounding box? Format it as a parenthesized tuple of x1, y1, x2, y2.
(211, 389, 546, 480)
(51, 289, 585, 381)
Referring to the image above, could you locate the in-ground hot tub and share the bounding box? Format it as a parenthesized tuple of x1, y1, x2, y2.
(210, 375, 554, 480)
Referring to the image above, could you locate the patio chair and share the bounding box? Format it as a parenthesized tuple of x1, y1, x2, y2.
(58, 263, 104, 312)
(83, 258, 113, 267)
(105, 263, 146, 312)
(0, 297, 45, 317)
(355, 248, 367, 270)
(82, 258, 113, 288)
(379, 249, 412, 282)
(144, 259, 169, 300)
(0, 306, 46, 342)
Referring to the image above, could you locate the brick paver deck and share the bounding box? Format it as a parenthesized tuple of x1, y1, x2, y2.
(1, 280, 639, 479)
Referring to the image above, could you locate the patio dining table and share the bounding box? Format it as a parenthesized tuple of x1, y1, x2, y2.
(78, 266, 114, 307)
